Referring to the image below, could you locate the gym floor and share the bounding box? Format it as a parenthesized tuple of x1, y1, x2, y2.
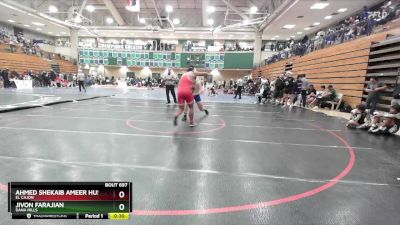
(0, 87, 399, 225)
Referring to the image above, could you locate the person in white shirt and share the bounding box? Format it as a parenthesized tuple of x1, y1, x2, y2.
(162, 68, 177, 104)
(9, 35, 17, 53)
(77, 69, 86, 92)
(234, 78, 244, 99)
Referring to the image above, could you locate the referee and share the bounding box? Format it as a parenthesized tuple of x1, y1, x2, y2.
(163, 68, 177, 104)
(234, 77, 244, 99)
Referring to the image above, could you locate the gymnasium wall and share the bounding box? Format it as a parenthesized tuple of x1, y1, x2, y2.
(255, 27, 400, 108)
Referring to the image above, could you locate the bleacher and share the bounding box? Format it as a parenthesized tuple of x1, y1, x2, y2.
(365, 35, 400, 111)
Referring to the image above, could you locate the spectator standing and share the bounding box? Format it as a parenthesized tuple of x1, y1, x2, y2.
(300, 74, 309, 107)
(273, 75, 285, 105)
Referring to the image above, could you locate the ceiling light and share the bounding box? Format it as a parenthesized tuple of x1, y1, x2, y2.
(297, 31, 303, 34)
(165, 5, 173, 13)
(106, 17, 114, 24)
(310, 3, 329, 10)
(324, 15, 332, 20)
(304, 27, 311, 30)
(338, 8, 347, 12)
(286, 38, 290, 40)
(271, 38, 276, 40)
(290, 35, 295, 38)
(36, 28, 41, 31)
(207, 6, 215, 13)
(56, 34, 60, 36)
(48, 32, 53, 34)
(86, 5, 95, 12)
(274, 35, 279, 37)
(24, 24, 30, 27)
(48, 5, 58, 13)
(32, 22, 45, 26)
(283, 24, 295, 29)
(207, 19, 214, 25)
(173, 18, 180, 25)
(7, 19, 15, 23)
(61, 31, 67, 34)
(250, 6, 258, 14)
(313, 22, 320, 26)
(74, 16, 82, 23)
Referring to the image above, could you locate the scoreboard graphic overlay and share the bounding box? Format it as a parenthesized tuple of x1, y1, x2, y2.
(8, 182, 132, 220)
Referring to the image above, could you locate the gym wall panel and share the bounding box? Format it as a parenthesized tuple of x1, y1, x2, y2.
(224, 52, 254, 69)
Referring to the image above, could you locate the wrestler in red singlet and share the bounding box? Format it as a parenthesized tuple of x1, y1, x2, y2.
(177, 72, 195, 106)
(173, 66, 208, 127)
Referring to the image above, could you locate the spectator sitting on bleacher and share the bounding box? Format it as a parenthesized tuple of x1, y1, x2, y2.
(305, 84, 317, 107)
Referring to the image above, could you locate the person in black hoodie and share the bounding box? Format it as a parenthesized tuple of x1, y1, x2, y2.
(1, 69, 9, 88)
(273, 74, 285, 105)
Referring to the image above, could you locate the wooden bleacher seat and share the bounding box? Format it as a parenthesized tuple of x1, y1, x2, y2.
(0, 43, 77, 74)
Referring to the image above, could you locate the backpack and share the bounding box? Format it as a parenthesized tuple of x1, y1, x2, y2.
(340, 103, 352, 113)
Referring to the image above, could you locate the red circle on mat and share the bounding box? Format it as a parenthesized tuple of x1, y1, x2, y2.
(0, 124, 356, 216)
(126, 117, 226, 135)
